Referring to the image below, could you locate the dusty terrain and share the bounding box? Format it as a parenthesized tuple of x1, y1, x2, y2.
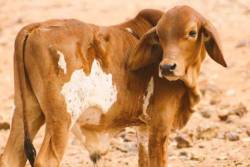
(1, 0, 250, 166)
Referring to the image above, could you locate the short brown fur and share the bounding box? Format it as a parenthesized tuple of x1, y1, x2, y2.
(0, 6, 226, 167)
(0, 9, 163, 167)
(128, 6, 227, 167)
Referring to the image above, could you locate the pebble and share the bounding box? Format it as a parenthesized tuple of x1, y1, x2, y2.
(198, 144, 205, 149)
(0, 122, 10, 130)
(218, 109, 230, 121)
(216, 155, 228, 161)
(224, 131, 240, 141)
(247, 129, 250, 137)
(218, 103, 248, 122)
(232, 103, 248, 117)
(210, 95, 221, 105)
(200, 110, 211, 119)
(196, 126, 219, 140)
(179, 151, 188, 157)
(190, 153, 205, 162)
(175, 134, 192, 149)
(226, 115, 238, 123)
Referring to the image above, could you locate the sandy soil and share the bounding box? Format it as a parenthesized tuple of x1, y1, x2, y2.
(1, 0, 250, 166)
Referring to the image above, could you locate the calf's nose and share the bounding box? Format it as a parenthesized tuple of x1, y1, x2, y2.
(160, 63, 176, 75)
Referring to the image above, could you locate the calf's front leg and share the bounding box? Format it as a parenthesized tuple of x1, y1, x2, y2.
(148, 110, 173, 167)
(137, 126, 149, 167)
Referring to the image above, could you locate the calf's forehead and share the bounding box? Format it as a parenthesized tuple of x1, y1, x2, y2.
(157, 7, 201, 38)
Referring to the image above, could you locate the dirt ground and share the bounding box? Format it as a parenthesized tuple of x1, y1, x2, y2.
(1, 0, 250, 166)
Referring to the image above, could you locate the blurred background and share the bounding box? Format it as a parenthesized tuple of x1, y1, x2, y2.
(0, 0, 250, 166)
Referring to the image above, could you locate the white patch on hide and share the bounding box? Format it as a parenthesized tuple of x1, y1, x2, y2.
(77, 107, 103, 125)
(125, 27, 133, 34)
(61, 59, 117, 127)
(57, 50, 67, 74)
(142, 77, 154, 114)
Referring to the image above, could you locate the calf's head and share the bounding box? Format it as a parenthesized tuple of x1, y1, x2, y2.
(128, 6, 227, 84)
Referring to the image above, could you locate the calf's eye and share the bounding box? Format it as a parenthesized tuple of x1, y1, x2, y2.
(189, 30, 197, 38)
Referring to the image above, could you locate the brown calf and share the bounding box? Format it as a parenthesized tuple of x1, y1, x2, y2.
(0, 5, 227, 167)
(128, 5, 227, 167)
(0, 9, 162, 167)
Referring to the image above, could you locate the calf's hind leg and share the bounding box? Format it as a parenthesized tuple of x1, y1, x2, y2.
(34, 88, 71, 167)
(0, 82, 44, 167)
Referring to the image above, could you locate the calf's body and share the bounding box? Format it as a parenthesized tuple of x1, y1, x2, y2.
(0, 10, 163, 167)
(0, 6, 227, 167)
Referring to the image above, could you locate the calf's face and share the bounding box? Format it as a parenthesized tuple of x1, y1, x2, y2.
(128, 6, 227, 82)
(157, 9, 203, 80)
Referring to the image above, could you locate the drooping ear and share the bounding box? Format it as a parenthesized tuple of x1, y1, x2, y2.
(202, 21, 227, 67)
(127, 27, 162, 70)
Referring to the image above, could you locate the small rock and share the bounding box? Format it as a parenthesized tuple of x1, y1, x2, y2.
(0, 122, 10, 130)
(210, 99, 220, 105)
(218, 103, 248, 121)
(16, 18, 23, 24)
(246, 129, 250, 137)
(216, 155, 228, 161)
(218, 109, 230, 121)
(179, 151, 188, 157)
(226, 115, 238, 123)
(200, 110, 211, 119)
(196, 126, 218, 140)
(235, 162, 243, 166)
(190, 153, 204, 162)
(232, 103, 248, 117)
(175, 134, 192, 149)
(217, 132, 226, 140)
(198, 144, 205, 149)
(224, 131, 240, 141)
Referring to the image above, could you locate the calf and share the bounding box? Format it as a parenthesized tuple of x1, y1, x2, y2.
(0, 5, 227, 167)
(0, 9, 163, 167)
(128, 6, 227, 167)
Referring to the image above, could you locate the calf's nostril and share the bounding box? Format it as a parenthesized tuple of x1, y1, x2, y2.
(170, 63, 176, 71)
(160, 63, 177, 74)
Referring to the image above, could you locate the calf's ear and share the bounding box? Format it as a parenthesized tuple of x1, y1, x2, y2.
(127, 27, 162, 71)
(202, 20, 227, 67)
